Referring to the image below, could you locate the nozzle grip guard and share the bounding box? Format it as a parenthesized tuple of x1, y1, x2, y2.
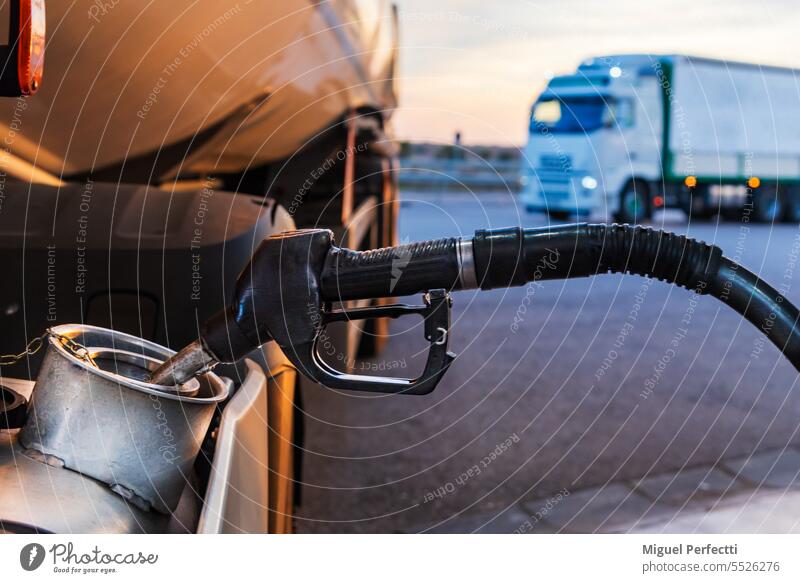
(201, 229, 455, 394)
(296, 289, 455, 394)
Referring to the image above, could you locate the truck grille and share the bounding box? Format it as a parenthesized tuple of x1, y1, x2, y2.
(539, 154, 572, 172)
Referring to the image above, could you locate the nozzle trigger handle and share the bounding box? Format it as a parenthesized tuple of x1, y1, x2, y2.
(294, 289, 455, 394)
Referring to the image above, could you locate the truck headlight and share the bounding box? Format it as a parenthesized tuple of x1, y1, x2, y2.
(581, 176, 598, 190)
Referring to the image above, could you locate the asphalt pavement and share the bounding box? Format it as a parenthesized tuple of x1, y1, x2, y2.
(295, 190, 800, 533)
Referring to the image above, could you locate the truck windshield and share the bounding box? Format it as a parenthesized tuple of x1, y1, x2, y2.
(530, 96, 610, 134)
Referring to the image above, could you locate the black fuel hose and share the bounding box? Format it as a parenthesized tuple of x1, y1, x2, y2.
(320, 223, 800, 371)
(713, 258, 800, 368)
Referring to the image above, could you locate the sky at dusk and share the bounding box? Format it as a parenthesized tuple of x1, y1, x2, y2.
(391, 0, 800, 146)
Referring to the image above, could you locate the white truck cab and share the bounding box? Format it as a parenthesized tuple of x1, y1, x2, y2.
(521, 55, 664, 222)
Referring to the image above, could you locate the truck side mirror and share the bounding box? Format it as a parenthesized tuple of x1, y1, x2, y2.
(0, 0, 45, 97)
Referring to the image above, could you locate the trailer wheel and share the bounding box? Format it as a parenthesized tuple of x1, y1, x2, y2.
(615, 180, 650, 224)
(546, 210, 571, 222)
(752, 186, 783, 223)
(783, 189, 800, 224)
(682, 185, 714, 221)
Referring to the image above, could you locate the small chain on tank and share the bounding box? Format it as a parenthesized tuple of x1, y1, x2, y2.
(0, 330, 97, 367)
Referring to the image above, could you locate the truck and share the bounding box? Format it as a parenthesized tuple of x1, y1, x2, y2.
(520, 54, 800, 224)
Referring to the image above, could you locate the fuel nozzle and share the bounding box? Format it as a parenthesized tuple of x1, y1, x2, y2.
(148, 339, 216, 386)
(149, 229, 336, 385)
(149, 226, 467, 393)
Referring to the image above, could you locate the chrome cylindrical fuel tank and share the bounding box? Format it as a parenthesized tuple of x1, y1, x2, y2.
(19, 324, 228, 514)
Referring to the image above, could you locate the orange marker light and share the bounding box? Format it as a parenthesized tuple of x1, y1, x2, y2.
(747, 176, 761, 189)
(684, 176, 697, 188)
(17, 0, 45, 95)
(653, 195, 664, 208)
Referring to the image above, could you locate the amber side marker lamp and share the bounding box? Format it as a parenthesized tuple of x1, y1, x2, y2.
(0, 0, 45, 97)
(684, 175, 697, 188)
(747, 176, 761, 189)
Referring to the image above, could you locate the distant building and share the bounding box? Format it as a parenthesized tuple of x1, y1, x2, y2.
(398, 141, 523, 192)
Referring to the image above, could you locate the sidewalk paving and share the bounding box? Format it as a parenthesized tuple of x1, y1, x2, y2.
(408, 447, 800, 534)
